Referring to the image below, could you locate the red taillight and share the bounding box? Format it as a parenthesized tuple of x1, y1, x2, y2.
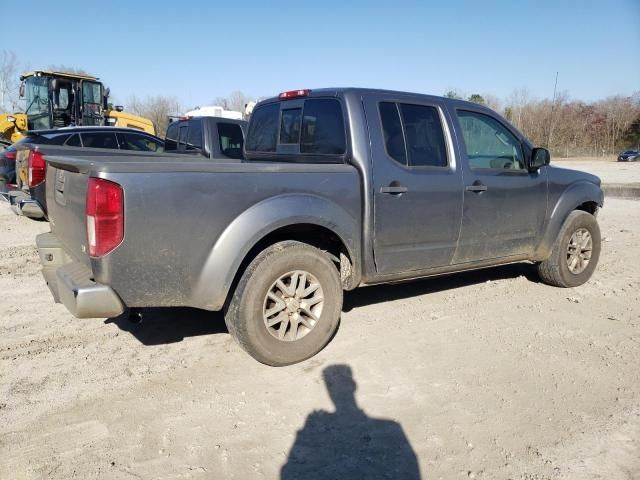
(86, 178, 124, 257)
(4, 151, 16, 161)
(28, 150, 46, 188)
(278, 89, 311, 99)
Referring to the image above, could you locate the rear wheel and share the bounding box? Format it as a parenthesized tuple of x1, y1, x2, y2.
(537, 210, 601, 287)
(225, 241, 343, 366)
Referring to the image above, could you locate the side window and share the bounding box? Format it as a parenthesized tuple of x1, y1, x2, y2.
(399, 104, 447, 167)
(457, 110, 525, 171)
(118, 132, 162, 152)
(43, 133, 71, 146)
(81, 132, 118, 149)
(246, 103, 279, 152)
(218, 123, 244, 159)
(64, 134, 81, 147)
(379, 102, 448, 167)
(186, 120, 203, 151)
(300, 99, 345, 154)
(165, 122, 178, 150)
(380, 102, 407, 164)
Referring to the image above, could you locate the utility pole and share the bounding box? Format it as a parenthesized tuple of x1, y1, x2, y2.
(546, 72, 559, 149)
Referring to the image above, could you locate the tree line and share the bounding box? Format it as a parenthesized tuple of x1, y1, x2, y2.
(446, 89, 640, 156)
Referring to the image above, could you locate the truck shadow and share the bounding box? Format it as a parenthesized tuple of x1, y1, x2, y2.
(106, 263, 538, 346)
(344, 262, 539, 312)
(105, 307, 226, 345)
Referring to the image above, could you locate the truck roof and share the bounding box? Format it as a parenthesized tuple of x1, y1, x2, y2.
(258, 87, 485, 109)
(20, 70, 99, 82)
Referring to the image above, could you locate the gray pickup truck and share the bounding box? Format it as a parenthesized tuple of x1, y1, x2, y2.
(36, 88, 603, 365)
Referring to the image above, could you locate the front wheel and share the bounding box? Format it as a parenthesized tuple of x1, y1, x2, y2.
(225, 241, 343, 366)
(537, 210, 601, 288)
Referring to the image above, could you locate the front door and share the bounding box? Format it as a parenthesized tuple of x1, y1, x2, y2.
(364, 95, 464, 275)
(80, 81, 104, 126)
(451, 108, 547, 264)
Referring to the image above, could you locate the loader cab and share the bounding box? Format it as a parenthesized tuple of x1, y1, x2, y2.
(21, 71, 106, 130)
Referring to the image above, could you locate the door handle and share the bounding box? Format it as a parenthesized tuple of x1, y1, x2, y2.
(465, 182, 488, 193)
(380, 185, 408, 194)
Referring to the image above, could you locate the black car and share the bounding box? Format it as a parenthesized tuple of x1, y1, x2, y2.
(0, 127, 164, 190)
(617, 150, 639, 162)
(1, 127, 164, 217)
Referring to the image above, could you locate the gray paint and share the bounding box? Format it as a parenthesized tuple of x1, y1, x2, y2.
(39, 88, 603, 317)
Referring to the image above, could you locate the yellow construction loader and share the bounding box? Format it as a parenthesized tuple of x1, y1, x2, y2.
(0, 70, 155, 146)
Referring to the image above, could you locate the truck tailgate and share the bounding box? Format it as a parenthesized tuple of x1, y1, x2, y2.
(44, 157, 93, 266)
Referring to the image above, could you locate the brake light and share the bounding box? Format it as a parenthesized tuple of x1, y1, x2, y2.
(28, 150, 46, 188)
(278, 89, 311, 99)
(4, 151, 16, 160)
(86, 178, 124, 257)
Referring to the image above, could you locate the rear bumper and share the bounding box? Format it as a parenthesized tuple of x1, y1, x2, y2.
(1, 189, 46, 219)
(36, 232, 125, 318)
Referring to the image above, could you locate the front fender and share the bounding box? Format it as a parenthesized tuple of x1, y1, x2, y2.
(190, 193, 360, 311)
(534, 181, 603, 260)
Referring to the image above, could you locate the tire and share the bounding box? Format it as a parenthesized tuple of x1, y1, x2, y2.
(537, 210, 601, 288)
(224, 241, 343, 366)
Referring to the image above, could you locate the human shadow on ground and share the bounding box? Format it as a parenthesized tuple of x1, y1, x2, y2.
(104, 307, 226, 345)
(281, 364, 421, 480)
(344, 262, 539, 312)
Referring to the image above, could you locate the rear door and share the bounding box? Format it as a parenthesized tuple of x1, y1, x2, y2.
(364, 94, 464, 274)
(451, 108, 547, 263)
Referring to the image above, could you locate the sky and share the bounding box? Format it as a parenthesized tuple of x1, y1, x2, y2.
(3, 0, 639, 110)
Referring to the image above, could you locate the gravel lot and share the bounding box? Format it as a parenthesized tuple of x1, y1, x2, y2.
(1, 159, 639, 479)
(554, 156, 640, 185)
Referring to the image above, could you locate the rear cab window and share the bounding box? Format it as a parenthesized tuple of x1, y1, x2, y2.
(165, 122, 178, 150)
(164, 119, 203, 153)
(218, 122, 244, 159)
(245, 97, 346, 160)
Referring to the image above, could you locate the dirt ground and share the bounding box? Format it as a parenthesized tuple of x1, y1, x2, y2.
(1, 163, 639, 479)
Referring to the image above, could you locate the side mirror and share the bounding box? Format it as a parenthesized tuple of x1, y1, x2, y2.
(530, 147, 550, 171)
(19, 82, 25, 98)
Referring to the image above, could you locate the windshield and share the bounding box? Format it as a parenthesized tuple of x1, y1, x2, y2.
(24, 76, 51, 130)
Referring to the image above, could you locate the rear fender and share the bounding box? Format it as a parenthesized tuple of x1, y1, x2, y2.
(534, 181, 603, 260)
(190, 194, 360, 311)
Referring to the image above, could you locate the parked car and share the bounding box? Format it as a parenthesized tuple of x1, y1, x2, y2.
(35, 88, 603, 366)
(3, 127, 164, 218)
(164, 116, 247, 160)
(617, 150, 639, 162)
(0, 142, 19, 193)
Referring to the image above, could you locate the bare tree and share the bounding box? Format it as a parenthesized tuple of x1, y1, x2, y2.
(212, 91, 254, 117)
(47, 65, 92, 76)
(0, 50, 20, 111)
(483, 94, 502, 112)
(127, 95, 183, 137)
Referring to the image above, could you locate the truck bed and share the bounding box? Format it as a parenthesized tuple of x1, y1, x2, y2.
(44, 154, 361, 314)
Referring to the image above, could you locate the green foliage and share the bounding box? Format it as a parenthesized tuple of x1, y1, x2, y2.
(444, 90, 463, 99)
(468, 94, 485, 104)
